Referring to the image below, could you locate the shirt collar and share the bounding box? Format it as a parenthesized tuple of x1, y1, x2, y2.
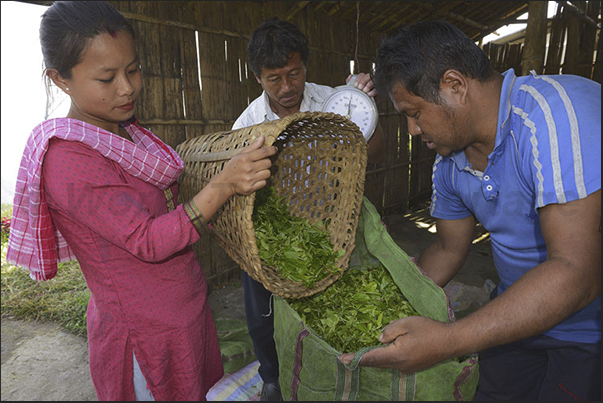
(496, 68, 517, 148)
(449, 150, 470, 172)
(260, 83, 325, 122)
(261, 91, 279, 122)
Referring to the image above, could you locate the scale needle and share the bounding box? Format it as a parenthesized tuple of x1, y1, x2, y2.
(346, 95, 353, 119)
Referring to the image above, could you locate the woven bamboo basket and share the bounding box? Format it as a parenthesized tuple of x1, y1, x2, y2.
(176, 111, 367, 298)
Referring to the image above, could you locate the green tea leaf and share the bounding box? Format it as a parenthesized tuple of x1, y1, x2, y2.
(287, 265, 419, 353)
(253, 187, 342, 288)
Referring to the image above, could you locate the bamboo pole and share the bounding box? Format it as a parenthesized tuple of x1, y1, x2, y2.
(563, 6, 581, 75)
(522, 1, 549, 75)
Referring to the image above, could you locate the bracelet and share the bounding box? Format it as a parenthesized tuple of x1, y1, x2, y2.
(164, 188, 176, 212)
(184, 200, 212, 236)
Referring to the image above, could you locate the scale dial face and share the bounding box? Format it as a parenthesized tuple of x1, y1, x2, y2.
(322, 85, 378, 142)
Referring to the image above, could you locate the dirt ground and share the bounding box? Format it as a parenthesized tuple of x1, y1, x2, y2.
(1, 207, 498, 401)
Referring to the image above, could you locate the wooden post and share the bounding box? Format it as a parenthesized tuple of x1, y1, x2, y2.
(563, 1, 584, 75)
(521, 1, 548, 75)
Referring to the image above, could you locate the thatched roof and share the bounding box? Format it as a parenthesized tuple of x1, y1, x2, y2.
(286, 1, 530, 41)
(21, 1, 602, 43)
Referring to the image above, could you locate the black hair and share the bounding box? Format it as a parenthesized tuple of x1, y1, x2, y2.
(247, 17, 309, 77)
(40, 1, 135, 81)
(373, 20, 495, 104)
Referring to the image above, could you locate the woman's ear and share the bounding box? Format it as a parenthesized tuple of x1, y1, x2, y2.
(46, 68, 70, 95)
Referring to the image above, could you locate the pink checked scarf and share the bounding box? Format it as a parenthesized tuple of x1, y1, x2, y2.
(6, 118, 184, 281)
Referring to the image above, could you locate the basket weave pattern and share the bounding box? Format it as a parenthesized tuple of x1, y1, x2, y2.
(176, 112, 367, 298)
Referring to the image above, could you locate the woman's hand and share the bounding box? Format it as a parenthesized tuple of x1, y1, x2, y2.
(191, 136, 278, 222)
(215, 136, 278, 197)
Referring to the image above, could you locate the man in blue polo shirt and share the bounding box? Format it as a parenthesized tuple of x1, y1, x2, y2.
(339, 20, 600, 401)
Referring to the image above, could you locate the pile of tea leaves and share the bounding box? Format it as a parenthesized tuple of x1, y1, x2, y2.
(287, 264, 419, 353)
(252, 186, 344, 288)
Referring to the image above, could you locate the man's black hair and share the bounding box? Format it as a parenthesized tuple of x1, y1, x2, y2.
(247, 17, 309, 77)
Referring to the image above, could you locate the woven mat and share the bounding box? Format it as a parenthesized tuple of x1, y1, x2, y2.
(207, 360, 262, 401)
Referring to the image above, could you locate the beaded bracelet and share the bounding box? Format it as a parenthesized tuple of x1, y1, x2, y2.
(183, 200, 212, 236)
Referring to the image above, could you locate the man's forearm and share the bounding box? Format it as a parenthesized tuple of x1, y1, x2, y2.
(417, 216, 475, 287)
(445, 257, 600, 358)
(417, 240, 466, 287)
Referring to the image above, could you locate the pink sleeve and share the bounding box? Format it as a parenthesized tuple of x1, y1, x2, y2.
(42, 139, 201, 262)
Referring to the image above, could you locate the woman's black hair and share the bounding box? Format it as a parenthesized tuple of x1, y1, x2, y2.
(373, 20, 495, 104)
(247, 17, 309, 77)
(40, 1, 135, 81)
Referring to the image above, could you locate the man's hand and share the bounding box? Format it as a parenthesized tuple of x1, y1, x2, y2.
(347, 73, 377, 97)
(339, 191, 602, 375)
(346, 72, 383, 163)
(338, 316, 459, 373)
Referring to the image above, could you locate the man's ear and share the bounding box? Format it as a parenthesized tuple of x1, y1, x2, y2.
(254, 73, 262, 85)
(441, 69, 468, 101)
(46, 68, 70, 95)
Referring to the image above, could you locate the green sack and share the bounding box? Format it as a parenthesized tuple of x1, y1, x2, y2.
(274, 197, 479, 400)
(214, 317, 257, 374)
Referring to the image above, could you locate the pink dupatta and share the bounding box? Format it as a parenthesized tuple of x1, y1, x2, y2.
(6, 118, 184, 281)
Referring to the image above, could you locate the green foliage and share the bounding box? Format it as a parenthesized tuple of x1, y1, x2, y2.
(1, 204, 12, 247)
(1, 203, 12, 218)
(287, 264, 419, 353)
(252, 187, 343, 288)
(1, 204, 89, 337)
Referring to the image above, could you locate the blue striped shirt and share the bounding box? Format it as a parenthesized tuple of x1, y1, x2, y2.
(430, 69, 601, 343)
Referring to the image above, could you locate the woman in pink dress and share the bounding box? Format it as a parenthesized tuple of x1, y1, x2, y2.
(6, 1, 277, 400)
